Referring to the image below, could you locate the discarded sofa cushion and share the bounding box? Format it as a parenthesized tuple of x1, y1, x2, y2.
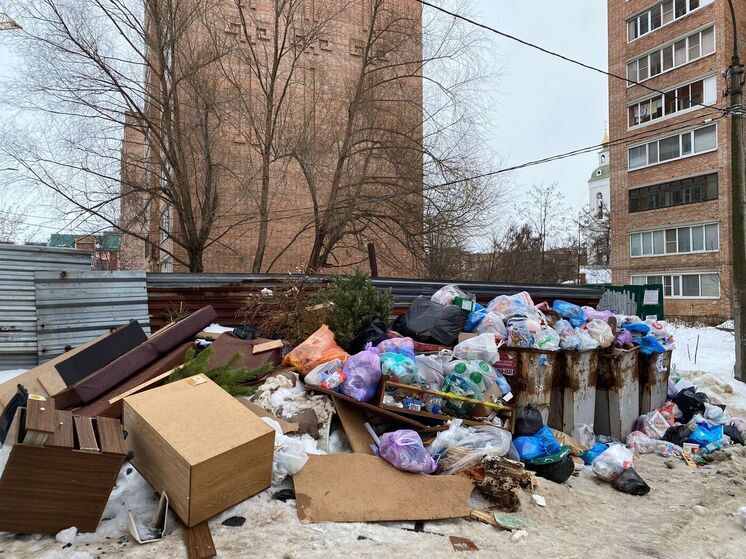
(54, 306, 217, 410)
(612, 467, 650, 496)
(207, 333, 282, 373)
(392, 297, 468, 347)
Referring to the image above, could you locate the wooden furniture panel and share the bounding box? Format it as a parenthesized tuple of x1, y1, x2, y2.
(96, 416, 126, 455)
(46, 410, 74, 449)
(74, 416, 99, 452)
(185, 521, 217, 559)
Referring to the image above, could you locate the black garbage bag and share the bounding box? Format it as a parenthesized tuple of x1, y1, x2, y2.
(724, 424, 745, 446)
(662, 424, 692, 447)
(392, 296, 468, 346)
(514, 404, 544, 437)
(612, 467, 650, 496)
(0, 384, 28, 445)
(672, 388, 707, 422)
(526, 454, 575, 484)
(349, 319, 389, 354)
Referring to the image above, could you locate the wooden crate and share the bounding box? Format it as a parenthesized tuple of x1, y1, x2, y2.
(123, 375, 275, 527)
(0, 406, 126, 534)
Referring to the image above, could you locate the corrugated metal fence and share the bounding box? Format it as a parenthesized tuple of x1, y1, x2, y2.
(0, 245, 91, 368)
(35, 271, 151, 362)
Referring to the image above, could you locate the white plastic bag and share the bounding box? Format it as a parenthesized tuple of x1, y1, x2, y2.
(474, 311, 508, 340)
(431, 284, 466, 306)
(486, 291, 539, 320)
(304, 359, 344, 387)
(261, 417, 309, 485)
(534, 325, 560, 351)
(572, 424, 596, 450)
(453, 333, 499, 363)
(577, 329, 599, 350)
(428, 419, 512, 475)
(414, 350, 451, 388)
(585, 319, 614, 348)
(592, 443, 634, 481)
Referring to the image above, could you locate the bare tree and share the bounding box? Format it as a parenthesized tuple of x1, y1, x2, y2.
(577, 203, 611, 267)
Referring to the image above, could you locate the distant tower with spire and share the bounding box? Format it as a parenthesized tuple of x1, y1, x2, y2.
(588, 126, 610, 221)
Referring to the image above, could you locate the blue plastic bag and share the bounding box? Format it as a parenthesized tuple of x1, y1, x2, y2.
(689, 422, 724, 447)
(552, 300, 586, 328)
(622, 322, 651, 335)
(636, 335, 666, 355)
(464, 303, 487, 333)
(381, 351, 417, 384)
(581, 442, 609, 465)
(514, 425, 562, 461)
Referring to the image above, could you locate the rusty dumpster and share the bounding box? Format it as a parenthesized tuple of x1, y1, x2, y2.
(548, 349, 599, 434)
(501, 348, 556, 425)
(638, 349, 673, 413)
(594, 346, 640, 440)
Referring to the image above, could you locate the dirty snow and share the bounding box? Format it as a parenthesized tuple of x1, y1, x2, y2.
(1, 325, 746, 558)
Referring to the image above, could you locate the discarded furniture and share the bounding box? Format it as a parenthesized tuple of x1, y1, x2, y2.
(0, 398, 126, 533)
(123, 375, 274, 527)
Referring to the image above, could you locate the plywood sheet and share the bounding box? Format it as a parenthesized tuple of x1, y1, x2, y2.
(293, 454, 474, 523)
(46, 410, 74, 449)
(331, 396, 375, 455)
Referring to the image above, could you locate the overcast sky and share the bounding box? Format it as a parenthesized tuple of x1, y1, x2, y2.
(0, 0, 609, 238)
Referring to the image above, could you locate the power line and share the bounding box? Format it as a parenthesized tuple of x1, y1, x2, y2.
(416, 0, 727, 116)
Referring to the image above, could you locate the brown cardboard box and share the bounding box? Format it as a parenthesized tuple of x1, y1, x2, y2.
(123, 375, 275, 526)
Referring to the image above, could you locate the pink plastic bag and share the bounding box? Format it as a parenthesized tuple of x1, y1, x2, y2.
(378, 429, 437, 474)
(583, 307, 615, 322)
(340, 343, 381, 402)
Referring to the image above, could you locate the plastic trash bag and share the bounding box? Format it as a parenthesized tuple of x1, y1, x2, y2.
(392, 296, 468, 346)
(506, 317, 541, 348)
(615, 329, 634, 348)
(645, 320, 674, 339)
(612, 467, 650, 496)
(431, 284, 467, 306)
(689, 422, 724, 447)
(378, 429, 437, 474)
(514, 404, 544, 437)
(474, 310, 508, 340)
(304, 359, 344, 387)
(282, 325, 349, 374)
(534, 325, 560, 351)
(552, 300, 586, 328)
(377, 336, 416, 360)
(663, 424, 692, 447)
(440, 371, 484, 413)
(622, 322, 651, 336)
(572, 424, 596, 450)
(487, 291, 538, 320)
(349, 319, 388, 355)
(673, 388, 707, 421)
(581, 442, 608, 465)
(340, 344, 381, 402)
(428, 419, 512, 474)
(414, 351, 451, 388)
(636, 335, 666, 355)
(453, 333, 499, 363)
(514, 425, 562, 461)
(592, 443, 634, 482)
(578, 329, 600, 350)
(464, 303, 487, 333)
(639, 410, 670, 440)
(582, 307, 615, 322)
(554, 319, 581, 351)
(261, 417, 309, 485)
(584, 319, 614, 348)
(380, 351, 417, 384)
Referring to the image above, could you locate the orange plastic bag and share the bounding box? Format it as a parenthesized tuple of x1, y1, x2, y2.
(281, 325, 348, 375)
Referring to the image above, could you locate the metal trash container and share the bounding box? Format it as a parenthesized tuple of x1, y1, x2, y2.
(594, 346, 640, 440)
(638, 350, 673, 413)
(502, 348, 556, 425)
(548, 349, 598, 434)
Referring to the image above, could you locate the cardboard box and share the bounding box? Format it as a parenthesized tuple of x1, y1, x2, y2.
(123, 375, 275, 526)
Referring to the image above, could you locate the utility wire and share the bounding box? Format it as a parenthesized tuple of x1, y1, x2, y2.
(415, 0, 727, 115)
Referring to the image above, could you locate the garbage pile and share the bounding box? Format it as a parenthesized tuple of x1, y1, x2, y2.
(0, 278, 744, 553)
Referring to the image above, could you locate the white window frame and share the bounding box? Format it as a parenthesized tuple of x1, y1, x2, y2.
(627, 123, 717, 171)
(627, 74, 717, 130)
(627, 0, 713, 43)
(630, 272, 720, 299)
(626, 25, 716, 87)
(629, 222, 719, 258)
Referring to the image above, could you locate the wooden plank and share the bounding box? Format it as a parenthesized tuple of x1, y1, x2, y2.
(107, 368, 176, 405)
(252, 339, 283, 354)
(2, 407, 22, 448)
(184, 521, 217, 559)
(331, 396, 375, 455)
(74, 416, 99, 452)
(23, 397, 55, 445)
(96, 417, 126, 455)
(46, 410, 74, 449)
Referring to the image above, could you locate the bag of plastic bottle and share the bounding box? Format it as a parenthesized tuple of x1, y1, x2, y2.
(304, 359, 344, 387)
(431, 284, 467, 306)
(534, 325, 560, 351)
(592, 443, 634, 482)
(453, 333, 499, 363)
(428, 419, 512, 474)
(380, 351, 417, 384)
(281, 325, 349, 374)
(378, 429, 437, 474)
(440, 370, 484, 414)
(486, 291, 538, 320)
(377, 336, 416, 360)
(506, 317, 541, 348)
(552, 300, 586, 328)
(464, 303, 487, 333)
(474, 310, 508, 340)
(340, 343, 381, 402)
(584, 319, 614, 348)
(553, 319, 580, 351)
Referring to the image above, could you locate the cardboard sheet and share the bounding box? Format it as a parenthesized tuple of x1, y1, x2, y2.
(331, 396, 375, 455)
(293, 454, 474, 523)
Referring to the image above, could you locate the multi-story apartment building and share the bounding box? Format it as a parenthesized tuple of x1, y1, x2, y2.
(120, 0, 423, 275)
(608, 0, 745, 322)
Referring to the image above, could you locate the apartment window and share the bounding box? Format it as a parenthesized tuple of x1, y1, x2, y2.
(628, 124, 717, 170)
(629, 173, 718, 212)
(627, 26, 715, 85)
(630, 223, 719, 257)
(627, 0, 712, 42)
(631, 272, 720, 298)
